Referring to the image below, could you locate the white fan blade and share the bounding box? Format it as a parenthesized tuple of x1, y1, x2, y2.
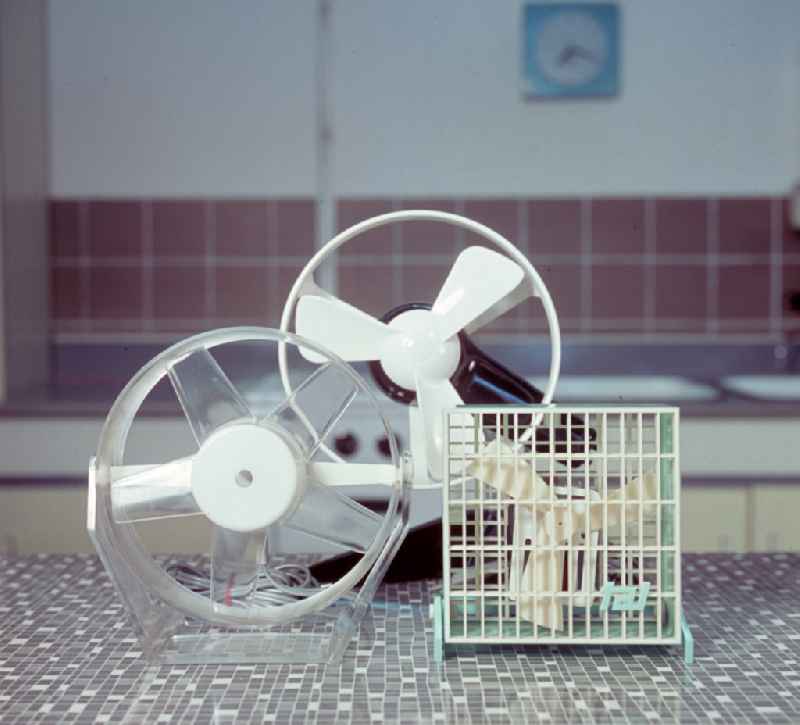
(284, 479, 383, 553)
(209, 526, 268, 604)
(415, 375, 463, 482)
(295, 295, 396, 363)
(111, 459, 200, 523)
(265, 363, 357, 456)
(168, 348, 254, 446)
(431, 246, 525, 341)
(308, 461, 398, 487)
(463, 277, 539, 336)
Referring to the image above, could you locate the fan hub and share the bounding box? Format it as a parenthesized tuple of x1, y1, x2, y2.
(379, 309, 460, 391)
(191, 422, 305, 533)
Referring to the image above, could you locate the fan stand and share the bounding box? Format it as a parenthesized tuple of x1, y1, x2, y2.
(88, 328, 410, 666)
(90, 462, 400, 664)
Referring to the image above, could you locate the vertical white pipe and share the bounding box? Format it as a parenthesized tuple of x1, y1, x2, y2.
(315, 0, 337, 294)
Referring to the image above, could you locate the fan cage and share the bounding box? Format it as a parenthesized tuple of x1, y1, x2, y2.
(443, 406, 681, 646)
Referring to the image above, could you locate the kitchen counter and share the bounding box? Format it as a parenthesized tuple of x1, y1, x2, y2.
(1, 553, 798, 723)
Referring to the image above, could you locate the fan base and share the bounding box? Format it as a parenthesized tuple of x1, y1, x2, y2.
(146, 627, 355, 665)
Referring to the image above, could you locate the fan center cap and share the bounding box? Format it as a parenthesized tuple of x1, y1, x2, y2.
(379, 309, 460, 390)
(191, 422, 305, 532)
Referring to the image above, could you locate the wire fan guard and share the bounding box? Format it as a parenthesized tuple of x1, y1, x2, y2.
(439, 405, 683, 658)
(88, 327, 410, 665)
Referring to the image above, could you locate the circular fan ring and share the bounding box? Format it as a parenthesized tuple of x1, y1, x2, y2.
(90, 327, 407, 626)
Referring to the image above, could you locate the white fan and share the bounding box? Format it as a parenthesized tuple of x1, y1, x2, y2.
(88, 328, 410, 663)
(280, 210, 562, 483)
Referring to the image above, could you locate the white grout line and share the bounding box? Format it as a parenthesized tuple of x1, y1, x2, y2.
(51, 329, 785, 346)
(77, 201, 91, 333)
(770, 197, 783, 336)
(643, 198, 656, 332)
(267, 200, 279, 324)
(580, 198, 592, 332)
(204, 200, 215, 319)
(141, 200, 154, 331)
(517, 199, 528, 333)
(50, 251, 792, 269)
(392, 198, 403, 308)
(707, 198, 719, 333)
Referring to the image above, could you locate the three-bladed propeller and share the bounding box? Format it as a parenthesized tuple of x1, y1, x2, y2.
(296, 246, 532, 480)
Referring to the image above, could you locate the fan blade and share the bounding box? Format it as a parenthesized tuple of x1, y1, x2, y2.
(463, 277, 538, 336)
(168, 348, 253, 446)
(284, 480, 382, 553)
(265, 363, 357, 456)
(295, 295, 396, 363)
(209, 526, 268, 604)
(415, 375, 463, 482)
(431, 246, 525, 341)
(308, 461, 398, 487)
(110, 459, 199, 523)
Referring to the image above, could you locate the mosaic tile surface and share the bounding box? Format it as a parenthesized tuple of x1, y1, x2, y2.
(0, 554, 799, 723)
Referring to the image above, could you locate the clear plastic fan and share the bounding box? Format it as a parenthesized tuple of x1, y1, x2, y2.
(88, 327, 410, 664)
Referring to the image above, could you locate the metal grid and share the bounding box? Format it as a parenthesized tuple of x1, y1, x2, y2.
(443, 406, 681, 647)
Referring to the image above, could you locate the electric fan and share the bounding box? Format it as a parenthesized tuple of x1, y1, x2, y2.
(280, 209, 571, 483)
(88, 328, 410, 665)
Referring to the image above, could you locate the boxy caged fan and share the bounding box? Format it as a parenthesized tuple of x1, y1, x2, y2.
(88, 328, 410, 665)
(281, 210, 570, 484)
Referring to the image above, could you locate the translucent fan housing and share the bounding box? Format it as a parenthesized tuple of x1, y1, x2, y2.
(88, 327, 410, 665)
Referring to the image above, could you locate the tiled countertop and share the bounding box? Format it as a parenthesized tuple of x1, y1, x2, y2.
(1, 554, 799, 723)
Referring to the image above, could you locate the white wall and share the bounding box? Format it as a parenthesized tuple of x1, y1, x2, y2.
(49, 0, 317, 196)
(49, 0, 800, 197)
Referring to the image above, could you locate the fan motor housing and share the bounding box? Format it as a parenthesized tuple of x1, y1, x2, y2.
(369, 303, 465, 405)
(191, 421, 305, 533)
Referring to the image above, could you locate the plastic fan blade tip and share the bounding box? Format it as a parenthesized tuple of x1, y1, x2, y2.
(209, 526, 268, 605)
(284, 479, 383, 553)
(431, 246, 525, 341)
(295, 295, 396, 363)
(168, 348, 254, 446)
(110, 459, 200, 523)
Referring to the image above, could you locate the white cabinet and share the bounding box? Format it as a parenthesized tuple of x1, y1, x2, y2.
(682, 486, 749, 552)
(752, 485, 800, 551)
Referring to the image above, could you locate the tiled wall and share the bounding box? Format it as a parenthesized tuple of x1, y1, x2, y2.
(50, 197, 800, 342)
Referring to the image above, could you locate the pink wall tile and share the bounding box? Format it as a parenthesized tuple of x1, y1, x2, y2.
(527, 199, 581, 255)
(401, 263, 451, 308)
(88, 201, 143, 257)
(153, 200, 207, 257)
(50, 267, 81, 319)
(718, 198, 771, 254)
(463, 199, 520, 247)
(215, 201, 271, 256)
(591, 199, 645, 254)
(590, 265, 646, 320)
(89, 266, 143, 319)
(654, 265, 707, 319)
(50, 201, 81, 257)
(153, 266, 207, 320)
(718, 264, 770, 319)
(275, 199, 315, 255)
(782, 264, 800, 323)
(215, 266, 269, 320)
(655, 199, 707, 254)
(272, 263, 306, 326)
(337, 199, 394, 257)
(783, 198, 800, 253)
(537, 265, 582, 320)
(399, 199, 457, 254)
(338, 263, 397, 318)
